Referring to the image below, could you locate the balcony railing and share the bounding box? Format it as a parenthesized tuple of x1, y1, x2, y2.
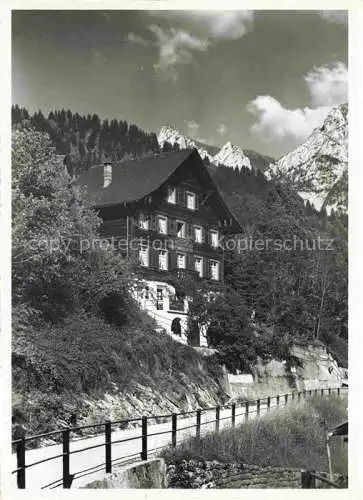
(171, 268, 200, 280)
(169, 298, 185, 312)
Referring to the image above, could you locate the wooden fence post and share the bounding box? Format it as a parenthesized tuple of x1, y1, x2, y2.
(215, 406, 220, 432)
(196, 410, 201, 440)
(321, 388, 324, 397)
(62, 428, 72, 488)
(284, 394, 288, 405)
(267, 396, 271, 410)
(172, 413, 177, 448)
(231, 403, 236, 427)
(301, 470, 316, 488)
(245, 401, 249, 421)
(328, 388, 331, 396)
(256, 399, 260, 416)
(16, 438, 26, 489)
(141, 416, 148, 460)
(105, 421, 112, 474)
(298, 391, 301, 401)
(337, 387, 340, 396)
(276, 395, 280, 406)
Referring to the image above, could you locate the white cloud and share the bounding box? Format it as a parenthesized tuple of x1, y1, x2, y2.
(305, 63, 348, 107)
(217, 124, 227, 136)
(125, 32, 148, 46)
(319, 10, 348, 25)
(148, 11, 253, 79)
(247, 62, 347, 143)
(174, 11, 253, 39)
(248, 96, 329, 142)
(149, 25, 209, 80)
(186, 120, 200, 137)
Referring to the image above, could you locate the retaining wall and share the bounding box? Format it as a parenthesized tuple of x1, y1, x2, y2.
(83, 458, 167, 488)
(167, 460, 347, 489)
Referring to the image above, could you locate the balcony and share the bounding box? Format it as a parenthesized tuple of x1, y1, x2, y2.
(171, 268, 200, 281)
(171, 238, 194, 253)
(169, 298, 186, 312)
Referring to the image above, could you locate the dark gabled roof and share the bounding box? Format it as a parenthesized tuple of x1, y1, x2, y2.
(75, 150, 193, 206)
(75, 148, 242, 233)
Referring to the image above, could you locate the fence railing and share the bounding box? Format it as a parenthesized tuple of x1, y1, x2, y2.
(12, 385, 347, 489)
(301, 470, 346, 489)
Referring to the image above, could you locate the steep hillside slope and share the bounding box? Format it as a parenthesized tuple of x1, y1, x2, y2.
(11, 106, 160, 175)
(12, 307, 226, 439)
(267, 104, 348, 213)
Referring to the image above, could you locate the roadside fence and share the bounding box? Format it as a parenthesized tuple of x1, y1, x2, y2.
(12, 386, 347, 489)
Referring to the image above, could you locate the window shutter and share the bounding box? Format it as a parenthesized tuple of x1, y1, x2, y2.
(151, 214, 157, 232)
(201, 226, 206, 243)
(187, 253, 194, 271)
(187, 223, 193, 240)
(170, 251, 177, 271)
(177, 188, 185, 206)
(167, 217, 172, 235)
(195, 193, 199, 211)
(219, 259, 224, 281)
(204, 258, 209, 279)
(150, 248, 158, 268)
(171, 218, 177, 236)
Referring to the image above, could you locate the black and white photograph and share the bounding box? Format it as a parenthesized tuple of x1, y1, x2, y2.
(4, 6, 356, 492)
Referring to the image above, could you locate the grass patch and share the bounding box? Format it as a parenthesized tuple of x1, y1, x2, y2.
(161, 395, 347, 473)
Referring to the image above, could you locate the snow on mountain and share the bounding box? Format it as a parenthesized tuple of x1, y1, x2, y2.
(267, 104, 348, 213)
(157, 126, 253, 170)
(157, 126, 214, 161)
(212, 141, 252, 170)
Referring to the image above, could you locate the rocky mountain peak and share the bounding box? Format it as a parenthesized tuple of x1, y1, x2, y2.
(267, 104, 348, 213)
(157, 127, 253, 170)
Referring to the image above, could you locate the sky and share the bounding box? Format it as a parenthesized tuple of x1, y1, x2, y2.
(12, 10, 348, 159)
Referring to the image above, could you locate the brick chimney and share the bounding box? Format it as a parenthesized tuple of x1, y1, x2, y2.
(103, 162, 112, 188)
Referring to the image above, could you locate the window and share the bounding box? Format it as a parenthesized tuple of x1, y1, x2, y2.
(176, 220, 186, 238)
(210, 229, 219, 248)
(139, 244, 149, 267)
(158, 215, 167, 235)
(177, 253, 186, 269)
(194, 256, 203, 277)
(209, 260, 220, 281)
(156, 288, 163, 310)
(158, 250, 168, 271)
(186, 191, 196, 210)
(139, 213, 149, 231)
(167, 187, 176, 204)
(194, 225, 203, 243)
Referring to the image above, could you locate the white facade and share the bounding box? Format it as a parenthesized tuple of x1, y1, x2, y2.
(132, 280, 208, 347)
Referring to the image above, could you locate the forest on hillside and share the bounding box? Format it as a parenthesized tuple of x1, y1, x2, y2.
(11, 105, 161, 175)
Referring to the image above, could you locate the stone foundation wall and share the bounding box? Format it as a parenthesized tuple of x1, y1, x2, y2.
(83, 458, 167, 488)
(166, 460, 347, 489)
